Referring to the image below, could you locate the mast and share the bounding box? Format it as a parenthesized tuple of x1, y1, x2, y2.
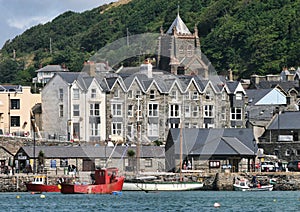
(136, 95, 141, 175)
(179, 121, 183, 181)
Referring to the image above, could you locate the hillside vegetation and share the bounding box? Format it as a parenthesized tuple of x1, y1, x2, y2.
(0, 0, 299, 85)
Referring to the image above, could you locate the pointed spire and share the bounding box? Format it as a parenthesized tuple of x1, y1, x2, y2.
(166, 13, 191, 35)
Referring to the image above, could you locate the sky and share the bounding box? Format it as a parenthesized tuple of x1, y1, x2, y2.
(0, 0, 115, 49)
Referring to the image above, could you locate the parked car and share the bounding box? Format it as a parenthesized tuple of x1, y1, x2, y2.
(261, 161, 275, 172)
(287, 161, 300, 171)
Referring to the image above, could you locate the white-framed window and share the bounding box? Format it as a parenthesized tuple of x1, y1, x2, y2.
(91, 89, 96, 98)
(90, 103, 100, 116)
(148, 123, 159, 136)
(136, 90, 141, 99)
(73, 104, 80, 116)
(192, 123, 198, 128)
(184, 123, 190, 128)
(128, 105, 134, 117)
(113, 89, 119, 98)
(221, 106, 226, 120)
(192, 106, 199, 117)
(170, 90, 177, 100)
(185, 92, 190, 100)
(150, 90, 155, 100)
(285, 149, 291, 156)
(112, 122, 122, 135)
(148, 103, 159, 117)
(90, 123, 100, 136)
(236, 93, 243, 100)
(184, 105, 191, 117)
(127, 124, 133, 138)
(145, 159, 153, 167)
(203, 123, 214, 128)
(169, 104, 180, 117)
(192, 91, 198, 100)
(230, 108, 242, 120)
(222, 92, 227, 100)
(59, 88, 63, 100)
(203, 105, 214, 118)
(128, 90, 133, 99)
(206, 91, 213, 100)
(73, 88, 79, 100)
(112, 103, 122, 117)
(59, 105, 63, 117)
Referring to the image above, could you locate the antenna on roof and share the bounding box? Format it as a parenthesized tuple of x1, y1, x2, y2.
(177, 1, 180, 15)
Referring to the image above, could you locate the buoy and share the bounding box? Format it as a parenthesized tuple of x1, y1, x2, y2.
(58, 184, 62, 190)
(31, 192, 35, 195)
(40, 194, 46, 199)
(16, 195, 20, 199)
(214, 202, 221, 208)
(273, 199, 277, 202)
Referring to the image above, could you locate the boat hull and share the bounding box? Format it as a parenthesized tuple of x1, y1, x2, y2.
(60, 177, 124, 194)
(123, 181, 203, 191)
(26, 183, 61, 192)
(233, 184, 273, 191)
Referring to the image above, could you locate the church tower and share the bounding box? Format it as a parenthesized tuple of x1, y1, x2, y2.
(157, 12, 208, 77)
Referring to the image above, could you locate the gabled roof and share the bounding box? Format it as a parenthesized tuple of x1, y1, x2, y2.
(167, 13, 191, 35)
(56, 72, 89, 84)
(246, 88, 286, 105)
(167, 128, 256, 157)
(35, 65, 68, 73)
(267, 111, 300, 130)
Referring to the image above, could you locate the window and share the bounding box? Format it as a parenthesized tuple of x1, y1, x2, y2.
(60, 159, 68, 167)
(203, 105, 214, 117)
(73, 123, 80, 139)
(192, 91, 198, 100)
(184, 123, 190, 128)
(187, 45, 193, 57)
(90, 103, 100, 116)
(184, 105, 191, 117)
(90, 122, 100, 136)
(236, 93, 243, 100)
(11, 116, 20, 127)
(59, 105, 64, 117)
(203, 123, 214, 128)
(113, 89, 120, 98)
(128, 90, 133, 99)
(73, 104, 80, 116)
(59, 89, 63, 100)
(50, 160, 56, 168)
(285, 150, 291, 156)
(91, 89, 96, 98)
(112, 104, 122, 117)
(170, 104, 180, 117)
(170, 90, 177, 100)
(192, 123, 198, 128)
(145, 159, 153, 167)
(221, 106, 226, 120)
(185, 92, 190, 100)
(136, 90, 141, 99)
(148, 123, 159, 136)
(128, 105, 134, 117)
(222, 92, 226, 101)
(148, 103, 159, 117)
(150, 90, 155, 100)
(10, 99, 20, 109)
(73, 89, 79, 100)
(192, 106, 199, 117)
(112, 122, 122, 135)
(127, 124, 133, 138)
(179, 45, 184, 54)
(231, 108, 242, 120)
(206, 91, 213, 100)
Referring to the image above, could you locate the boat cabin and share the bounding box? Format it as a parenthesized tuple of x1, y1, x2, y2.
(32, 176, 47, 185)
(95, 167, 118, 185)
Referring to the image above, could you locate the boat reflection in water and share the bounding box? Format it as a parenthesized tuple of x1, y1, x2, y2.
(60, 167, 124, 194)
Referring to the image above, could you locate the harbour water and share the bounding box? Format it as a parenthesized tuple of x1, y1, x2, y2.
(0, 191, 299, 212)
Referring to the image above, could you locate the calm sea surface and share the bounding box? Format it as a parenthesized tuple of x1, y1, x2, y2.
(0, 191, 299, 212)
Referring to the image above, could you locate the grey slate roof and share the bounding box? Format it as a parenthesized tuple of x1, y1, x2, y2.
(167, 128, 256, 157)
(35, 65, 67, 73)
(226, 81, 240, 94)
(267, 111, 300, 130)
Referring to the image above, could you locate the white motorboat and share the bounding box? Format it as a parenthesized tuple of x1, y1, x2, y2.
(233, 178, 273, 191)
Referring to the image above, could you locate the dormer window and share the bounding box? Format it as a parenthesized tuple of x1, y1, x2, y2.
(150, 90, 155, 100)
(170, 90, 177, 100)
(114, 89, 119, 98)
(91, 89, 96, 98)
(128, 90, 133, 99)
(192, 91, 198, 100)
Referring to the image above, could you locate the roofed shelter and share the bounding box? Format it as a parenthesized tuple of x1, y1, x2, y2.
(165, 128, 257, 172)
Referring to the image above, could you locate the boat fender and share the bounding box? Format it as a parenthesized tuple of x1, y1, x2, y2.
(57, 184, 62, 190)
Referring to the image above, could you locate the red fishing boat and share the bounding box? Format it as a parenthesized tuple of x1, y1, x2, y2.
(60, 167, 124, 194)
(25, 175, 61, 193)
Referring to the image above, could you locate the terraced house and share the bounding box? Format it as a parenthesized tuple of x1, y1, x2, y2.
(41, 14, 247, 144)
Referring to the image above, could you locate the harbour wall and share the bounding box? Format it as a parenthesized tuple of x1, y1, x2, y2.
(1, 172, 300, 192)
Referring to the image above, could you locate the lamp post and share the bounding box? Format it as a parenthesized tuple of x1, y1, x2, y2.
(31, 116, 36, 174)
